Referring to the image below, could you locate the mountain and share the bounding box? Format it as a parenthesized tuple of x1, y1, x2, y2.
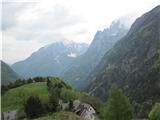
(12, 41, 88, 78)
(1, 61, 21, 85)
(61, 21, 128, 89)
(86, 6, 160, 103)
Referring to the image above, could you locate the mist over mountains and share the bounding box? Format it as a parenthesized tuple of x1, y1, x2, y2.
(11, 20, 128, 86)
(12, 42, 88, 78)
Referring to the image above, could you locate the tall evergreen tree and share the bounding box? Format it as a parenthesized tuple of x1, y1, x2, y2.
(104, 84, 133, 120)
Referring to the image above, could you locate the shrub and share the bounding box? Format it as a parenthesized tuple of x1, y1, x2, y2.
(50, 89, 60, 112)
(47, 79, 53, 90)
(24, 96, 46, 118)
(60, 89, 77, 102)
(149, 103, 160, 120)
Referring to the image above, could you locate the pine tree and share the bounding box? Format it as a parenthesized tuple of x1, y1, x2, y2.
(104, 84, 133, 120)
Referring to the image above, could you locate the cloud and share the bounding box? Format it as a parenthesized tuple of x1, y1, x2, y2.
(2, 32, 45, 64)
(1, 1, 35, 30)
(2, 0, 160, 64)
(3, 3, 82, 43)
(2, 3, 18, 30)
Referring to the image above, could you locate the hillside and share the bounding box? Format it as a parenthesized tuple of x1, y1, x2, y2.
(34, 111, 85, 120)
(12, 41, 88, 78)
(2, 76, 103, 119)
(1, 77, 72, 112)
(61, 21, 128, 89)
(1, 61, 21, 85)
(2, 82, 49, 112)
(86, 6, 160, 102)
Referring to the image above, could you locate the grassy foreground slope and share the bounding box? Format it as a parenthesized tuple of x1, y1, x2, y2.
(34, 111, 85, 120)
(2, 76, 103, 120)
(2, 82, 49, 112)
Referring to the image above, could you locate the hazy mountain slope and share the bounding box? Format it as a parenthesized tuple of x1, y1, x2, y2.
(12, 42, 88, 78)
(1, 61, 21, 85)
(87, 6, 160, 102)
(61, 21, 128, 89)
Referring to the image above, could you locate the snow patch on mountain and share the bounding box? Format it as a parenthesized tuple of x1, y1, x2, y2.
(68, 53, 77, 58)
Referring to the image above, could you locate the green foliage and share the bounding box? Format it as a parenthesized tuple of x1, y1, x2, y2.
(46, 78, 71, 112)
(47, 79, 53, 90)
(149, 103, 160, 120)
(46, 77, 72, 91)
(24, 96, 46, 118)
(15, 108, 26, 120)
(139, 102, 153, 118)
(27, 78, 34, 83)
(132, 100, 153, 118)
(103, 84, 133, 120)
(60, 89, 77, 102)
(1, 79, 26, 94)
(34, 111, 85, 120)
(69, 100, 73, 111)
(49, 88, 60, 112)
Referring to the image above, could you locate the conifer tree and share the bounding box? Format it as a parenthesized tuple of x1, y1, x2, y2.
(104, 84, 133, 120)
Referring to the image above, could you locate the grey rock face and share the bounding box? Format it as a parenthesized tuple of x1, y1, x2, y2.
(61, 21, 128, 89)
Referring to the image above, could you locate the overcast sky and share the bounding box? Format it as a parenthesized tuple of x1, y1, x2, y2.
(1, 0, 160, 64)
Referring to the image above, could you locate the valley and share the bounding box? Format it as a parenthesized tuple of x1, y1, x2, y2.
(1, 5, 160, 120)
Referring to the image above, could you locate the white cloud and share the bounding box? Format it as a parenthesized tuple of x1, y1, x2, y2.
(1, 0, 160, 64)
(2, 31, 46, 64)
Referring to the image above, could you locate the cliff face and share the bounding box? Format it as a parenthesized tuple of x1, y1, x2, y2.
(86, 6, 160, 102)
(61, 21, 128, 89)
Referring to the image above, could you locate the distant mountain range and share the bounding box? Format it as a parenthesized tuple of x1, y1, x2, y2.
(11, 20, 128, 84)
(1, 61, 21, 85)
(61, 21, 128, 89)
(7, 6, 160, 105)
(12, 42, 88, 78)
(86, 5, 160, 102)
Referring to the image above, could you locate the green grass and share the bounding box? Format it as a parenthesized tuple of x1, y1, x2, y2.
(34, 111, 85, 120)
(1, 82, 49, 112)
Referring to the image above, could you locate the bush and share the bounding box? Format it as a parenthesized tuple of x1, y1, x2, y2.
(60, 89, 77, 102)
(16, 108, 26, 120)
(27, 78, 33, 83)
(149, 103, 160, 120)
(69, 100, 73, 111)
(50, 89, 60, 112)
(34, 77, 46, 82)
(47, 79, 53, 90)
(24, 96, 46, 118)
